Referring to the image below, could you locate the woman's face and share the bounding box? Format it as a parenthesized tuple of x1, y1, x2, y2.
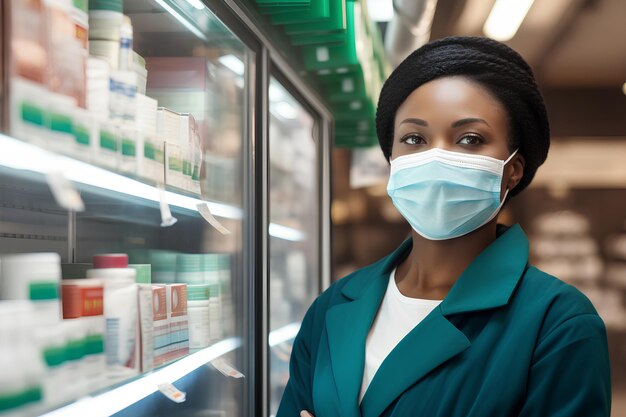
(391, 76, 525, 193)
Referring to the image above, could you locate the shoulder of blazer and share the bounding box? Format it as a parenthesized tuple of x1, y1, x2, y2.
(515, 265, 604, 341)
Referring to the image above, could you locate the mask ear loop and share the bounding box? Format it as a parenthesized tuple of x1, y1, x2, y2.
(500, 149, 520, 203)
(504, 149, 519, 165)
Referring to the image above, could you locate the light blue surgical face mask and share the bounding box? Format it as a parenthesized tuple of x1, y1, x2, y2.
(387, 148, 518, 240)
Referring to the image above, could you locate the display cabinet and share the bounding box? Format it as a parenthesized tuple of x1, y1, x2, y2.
(0, 0, 332, 416)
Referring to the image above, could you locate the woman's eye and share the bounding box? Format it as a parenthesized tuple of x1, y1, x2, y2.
(457, 134, 484, 145)
(400, 134, 426, 145)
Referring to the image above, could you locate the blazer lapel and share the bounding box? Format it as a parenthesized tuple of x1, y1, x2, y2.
(359, 308, 470, 417)
(325, 274, 388, 417)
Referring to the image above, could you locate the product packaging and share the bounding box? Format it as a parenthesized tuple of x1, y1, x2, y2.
(158, 108, 184, 189)
(0, 253, 62, 323)
(167, 284, 189, 361)
(0, 302, 46, 412)
(152, 284, 169, 367)
(61, 278, 104, 319)
(96, 118, 119, 169)
(8, 0, 49, 144)
(150, 250, 178, 284)
(87, 254, 139, 376)
(187, 284, 211, 349)
(137, 284, 154, 372)
(119, 124, 139, 175)
(208, 283, 223, 343)
(118, 16, 133, 71)
(176, 254, 204, 284)
(71, 107, 96, 161)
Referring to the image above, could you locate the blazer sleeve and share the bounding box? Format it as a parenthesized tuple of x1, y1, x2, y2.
(276, 299, 319, 417)
(517, 313, 612, 417)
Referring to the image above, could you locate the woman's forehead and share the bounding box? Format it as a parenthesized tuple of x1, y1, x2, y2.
(394, 76, 508, 124)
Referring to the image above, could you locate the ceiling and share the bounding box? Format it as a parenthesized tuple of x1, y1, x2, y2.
(427, 0, 626, 89)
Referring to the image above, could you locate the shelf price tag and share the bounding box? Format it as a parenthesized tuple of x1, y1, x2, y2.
(46, 171, 85, 212)
(210, 357, 244, 379)
(157, 382, 186, 403)
(159, 188, 178, 227)
(197, 202, 230, 235)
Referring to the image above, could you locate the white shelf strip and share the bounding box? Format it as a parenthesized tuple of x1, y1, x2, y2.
(0, 134, 307, 241)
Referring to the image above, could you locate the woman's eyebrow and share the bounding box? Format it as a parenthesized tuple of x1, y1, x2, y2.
(400, 118, 428, 126)
(451, 118, 490, 128)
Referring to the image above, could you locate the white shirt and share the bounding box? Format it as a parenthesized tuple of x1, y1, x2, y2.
(359, 268, 443, 403)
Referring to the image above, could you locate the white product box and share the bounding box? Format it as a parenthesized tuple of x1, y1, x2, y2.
(94, 119, 119, 170)
(9, 77, 51, 147)
(139, 133, 165, 184)
(167, 284, 189, 361)
(119, 124, 139, 175)
(46, 93, 78, 155)
(137, 284, 154, 373)
(135, 94, 158, 136)
(164, 141, 185, 190)
(86, 57, 111, 120)
(70, 107, 96, 162)
(152, 284, 169, 367)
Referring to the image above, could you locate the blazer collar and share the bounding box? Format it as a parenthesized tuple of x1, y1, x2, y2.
(339, 223, 529, 316)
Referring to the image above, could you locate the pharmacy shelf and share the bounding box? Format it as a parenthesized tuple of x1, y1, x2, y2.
(0, 134, 305, 241)
(30, 322, 300, 417)
(34, 337, 242, 417)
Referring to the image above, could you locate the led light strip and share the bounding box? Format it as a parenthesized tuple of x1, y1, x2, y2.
(269, 322, 301, 347)
(153, 0, 208, 41)
(268, 223, 306, 242)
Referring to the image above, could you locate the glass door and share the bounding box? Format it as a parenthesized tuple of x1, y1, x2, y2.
(267, 76, 321, 416)
(1, 0, 254, 416)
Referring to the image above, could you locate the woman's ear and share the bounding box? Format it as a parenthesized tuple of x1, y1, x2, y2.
(507, 153, 525, 191)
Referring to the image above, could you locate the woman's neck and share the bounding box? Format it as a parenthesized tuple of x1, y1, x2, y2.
(394, 220, 499, 300)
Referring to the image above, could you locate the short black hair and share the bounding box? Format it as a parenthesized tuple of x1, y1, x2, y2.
(375, 36, 550, 196)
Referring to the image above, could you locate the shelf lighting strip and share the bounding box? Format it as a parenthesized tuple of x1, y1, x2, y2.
(39, 322, 301, 417)
(268, 322, 301, 347)
(0, 134, 306, 241)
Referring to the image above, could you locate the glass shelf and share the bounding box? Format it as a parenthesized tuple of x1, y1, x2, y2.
(0, 134, 242, 220)
(35, 337, 242, 417)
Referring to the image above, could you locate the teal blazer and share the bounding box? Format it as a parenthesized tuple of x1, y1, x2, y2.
(276, 224, 611, 417)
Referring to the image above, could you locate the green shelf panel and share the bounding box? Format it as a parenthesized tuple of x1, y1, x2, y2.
(330, 98, 376, 120)
(270, 0, 330, 24)
(289, 31, 347, 46)
(320, 68, 368, 101)
(256, 0, 310, 6)
(285, 0, 354, 36)
(282, 0, 346, 35)
(334, 134, 378, 148)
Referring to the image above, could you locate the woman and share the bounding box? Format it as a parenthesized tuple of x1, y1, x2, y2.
(277, 36, 611, 417)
